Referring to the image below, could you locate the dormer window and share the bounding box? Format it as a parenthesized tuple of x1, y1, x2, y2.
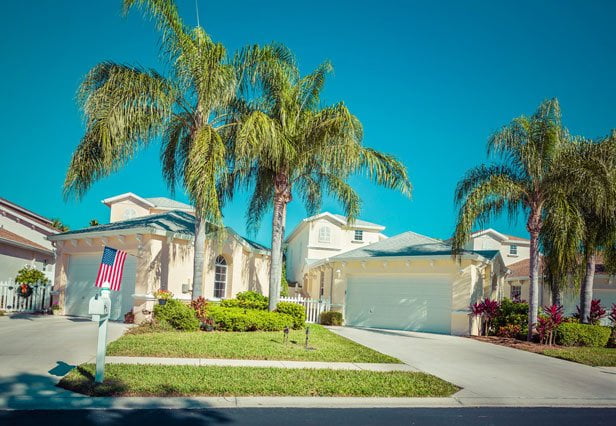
(318, 226, 331, 243)
(509, 245, 518, 256)
(354, 230, 363, 241)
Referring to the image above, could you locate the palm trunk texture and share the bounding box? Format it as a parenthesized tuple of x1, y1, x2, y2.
(527, 209, 542, 341)
(269, 173, 291, 311)
(579, 251, 596, 324)
(192, 216, 206, 300)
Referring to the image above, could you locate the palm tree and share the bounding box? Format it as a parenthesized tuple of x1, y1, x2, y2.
(51, 219, 69, 232)
(541, 134, 616, 320)
(227, 47, 412, 310)
(63, 0, 260, 299)
(452, 98, 575, 340)
(89, 219, 100, 227)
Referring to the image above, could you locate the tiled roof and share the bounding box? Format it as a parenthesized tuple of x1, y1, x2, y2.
(145, 197, 194, 211)
(49, 210, 269, 253)
(330, 231, 500, 260)
(504, 234, 529, 242)
(0, 227, 52, 253)
(508, 256, 607, 278)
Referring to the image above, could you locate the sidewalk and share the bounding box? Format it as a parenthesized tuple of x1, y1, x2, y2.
(105, 356, 417, 371)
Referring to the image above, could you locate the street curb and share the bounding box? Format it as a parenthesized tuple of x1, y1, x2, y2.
(3, 396, 616, 410)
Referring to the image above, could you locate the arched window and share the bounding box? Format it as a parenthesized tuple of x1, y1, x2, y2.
(214, 255, 227, 298)
(318, 226, 331, 243)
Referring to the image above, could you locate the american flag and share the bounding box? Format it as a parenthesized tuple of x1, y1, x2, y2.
(95, 246, 127, 291)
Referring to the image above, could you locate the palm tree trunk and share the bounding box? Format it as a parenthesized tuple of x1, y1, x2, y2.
(579, 250, 596, 324)
(268, 173, 291, 311)
(192, 216, 206, 300)
(527, 210, 542, 341)
(550, 279, 562, 306)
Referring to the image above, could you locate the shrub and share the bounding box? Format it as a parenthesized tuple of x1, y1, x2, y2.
(320, 311, 343, 326)
(496, 324, 522, 338)
(206, 306, 294, 331)
(15, 266, 50, 285)
(190, 297, 208, 322)
(609, 303, 616, 325)
(492, 298, 528, 337)
(221, 291, 269, 310)
(574, 299, 607, 325)
(127, 319, 175, 335)
(537, 304, 565, 345)
(275, 302, 305, 329)
(556, 322, 611, 347)
(153, 299, 199, 331)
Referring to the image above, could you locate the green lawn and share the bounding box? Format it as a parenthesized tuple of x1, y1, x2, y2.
(107, 325, 399, 363)
(542, 347, 616, 367)
(59, 364, 459, 397)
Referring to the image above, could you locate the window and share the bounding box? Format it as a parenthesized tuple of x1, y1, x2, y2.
(510, 285, 521, 301)
(318, 226, 331, 243)
(509, 245, 518, 256)
(214, 255, 227, 298)
(123, 208, 137, 220)
(354, 230, 363, 241)
(319, 270, 325, 298)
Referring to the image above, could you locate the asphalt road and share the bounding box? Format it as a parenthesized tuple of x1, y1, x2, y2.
(1, 408, 615, 426)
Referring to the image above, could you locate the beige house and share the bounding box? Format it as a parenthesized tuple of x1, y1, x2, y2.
(297, 229, 507, 335)
(49, 193, 270, 322)
(285, 212, 387, 294)
(468, 228, 616, 320)
(0, 198, 57, 282)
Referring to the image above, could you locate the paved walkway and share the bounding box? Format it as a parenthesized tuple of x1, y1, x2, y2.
(329, 327, 616, 405)
(105, 356, 417, 371)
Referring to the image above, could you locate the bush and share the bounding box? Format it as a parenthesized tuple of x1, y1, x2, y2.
(320, 311, 343, 326)
(15, 266, 50, 285)
(275, 302, 305, 329)
(206, 306, 294, 331)
(556, 322, 611, 347)
(496, 324, 522, 338)
(574, 299, 607, 325)
(492, 298, 528, 337)
(126, 319, 175, 335)
(153, 299, 200, 331)
(221, 291, 269, 310)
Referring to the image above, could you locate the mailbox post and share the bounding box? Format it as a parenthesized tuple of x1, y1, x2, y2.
(89, 282, 111, 383)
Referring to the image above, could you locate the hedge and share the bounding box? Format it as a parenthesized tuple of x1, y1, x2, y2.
(320, 311, 343, 326)
(556, 322, 611, 347)
(153, 299, 200, 331)
(206, 306, 294, 331)
(275, 302, 306, 329)
(220, 291, 269, 310)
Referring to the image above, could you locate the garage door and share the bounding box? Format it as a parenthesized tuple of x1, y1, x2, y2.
(65, 254, 136, 321)
(345, 274, 452, 334)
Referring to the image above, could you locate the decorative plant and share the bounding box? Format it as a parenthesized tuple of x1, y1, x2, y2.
(537, 304, 565, 345)
(153, 289, 173, 300)
(481, 299, 501, 336)
(496, 324, 522, 338)
(15, 266, 50, 286)
(190, 297, 209, 323)
(470, 302, 484, 317)
(574, 299, 607, 325)
(609, 303, 616, 325)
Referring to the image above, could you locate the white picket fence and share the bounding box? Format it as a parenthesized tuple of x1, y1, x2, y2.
(0, 282, 53, 312)
(279, 296, 331, 323)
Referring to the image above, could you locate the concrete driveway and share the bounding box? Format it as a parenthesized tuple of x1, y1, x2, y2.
(331, 327, 616, 405)
(0, 314, 128, 400)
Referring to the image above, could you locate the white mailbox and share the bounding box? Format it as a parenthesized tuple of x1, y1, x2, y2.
(89, 295, 110, 321)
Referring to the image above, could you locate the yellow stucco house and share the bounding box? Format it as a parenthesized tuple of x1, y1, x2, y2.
(48, 193, 270, 322)
(286, 214, 508, 336)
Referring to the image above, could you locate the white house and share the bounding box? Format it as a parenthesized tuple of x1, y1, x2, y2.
(284, 212, 387, 294)
(0, 198, 57, 283)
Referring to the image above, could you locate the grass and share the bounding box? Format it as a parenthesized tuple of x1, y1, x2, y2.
(59, 364, 459, 397)
(107, 324, 399, 363)
(542, 347, 616, 367)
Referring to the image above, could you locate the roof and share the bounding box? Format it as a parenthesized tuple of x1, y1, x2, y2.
(0, 198, 57, 231)
(285, 211, 385, 243)
(508, 255, 607, 279)
(0, 227, 53, 254)
(101, 192, 194, 211)
(327, 231, 500, 261)
(471, 228, 529, 244)
(48, 210, 269, 254)
(144, 197, 193, 211)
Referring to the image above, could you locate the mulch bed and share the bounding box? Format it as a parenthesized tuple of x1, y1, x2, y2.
(470, 335, 556, 353)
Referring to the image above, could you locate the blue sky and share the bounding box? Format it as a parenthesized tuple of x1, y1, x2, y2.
(1, 0, 615, 245)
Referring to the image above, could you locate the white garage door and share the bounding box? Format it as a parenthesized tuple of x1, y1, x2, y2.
(65, 254, 136, 321)
(345, 274, 452, 334)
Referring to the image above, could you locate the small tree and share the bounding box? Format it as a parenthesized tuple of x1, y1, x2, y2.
(537, 304, 565, 345)
(15, 266, 50, 286)
(51, 219, 69, 232)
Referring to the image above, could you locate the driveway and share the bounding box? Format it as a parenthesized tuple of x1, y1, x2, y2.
(0, 315, 128, 401)
(331, 327, 616, 405)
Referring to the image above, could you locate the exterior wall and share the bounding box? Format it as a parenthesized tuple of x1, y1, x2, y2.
(466, 232, 530, 266)
(285, 214, 385, 289)
(0, 243, 54, 281)
(108, 199, 152, 223)
(304, 256, 503, 335)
